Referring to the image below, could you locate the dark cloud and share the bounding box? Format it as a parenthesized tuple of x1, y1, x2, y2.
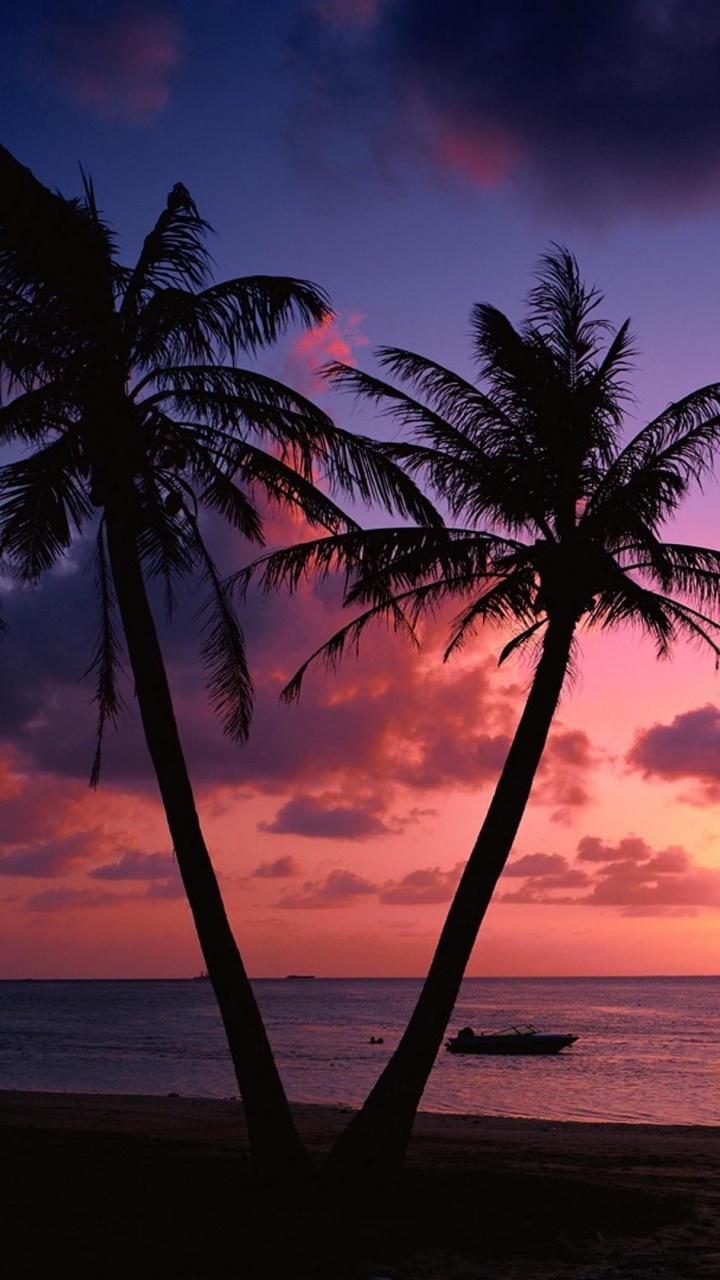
(259, 793, 393, 839)
(379, 862, 463, 904)
(0, 551, 516, 801)
(252, 855, 301, 879)
(628, 704, 720, 800)
(0, 833, 99, 878)
(277, 859, 463, 907)
(577, 835, 653, 863)
(144, 878, 187, 900)
(89, 850, 178, 881)
(0, 522, 595, 840)
(25, 886, 122, 912)
(499, 833, 720, 915)
(291, 0, 720, 218)
(278, 868, 378, 907)
(504, 852, 569, 877)
(533, 729, 599, 820)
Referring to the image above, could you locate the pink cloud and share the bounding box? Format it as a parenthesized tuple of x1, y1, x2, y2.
(504, 852, 569, 878)
(25, 886, 124, 913)
(499, 833, 720, 917)
(577, 835, 653, 864)
(278, 868, 378, 908)
(145, 878, 186, 901)
(89, 850, 178, 881)
(429, 113, 519, 188)
(283, 311, 369, 396)
(277, 859, 463, 908)
(379, 862, 463, 905)
(586, 866, 720, 913)
(0, 833, 101, 878)
(36, 4, 185, 121)
(531, 729, 600, 820)
(252, 855, 301, 879)
(0, 746, 183, 917)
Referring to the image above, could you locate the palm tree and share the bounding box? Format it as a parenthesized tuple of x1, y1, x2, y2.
(0, 145, 438, 1178)
(243, 246, 720, 1174)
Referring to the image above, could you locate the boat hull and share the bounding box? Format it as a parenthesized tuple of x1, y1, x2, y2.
(446, 1033, 577, 1056)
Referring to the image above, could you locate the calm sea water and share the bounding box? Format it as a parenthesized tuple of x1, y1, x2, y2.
(1, 976, 719, 1125)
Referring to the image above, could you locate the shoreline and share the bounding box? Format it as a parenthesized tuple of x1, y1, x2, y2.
(3, 1090, 719, 1277)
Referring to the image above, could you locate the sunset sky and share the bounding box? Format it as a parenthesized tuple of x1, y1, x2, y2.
(4, 0, 720, 979)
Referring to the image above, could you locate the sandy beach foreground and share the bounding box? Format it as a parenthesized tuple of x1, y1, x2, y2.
(2, 1090, 719, 1279)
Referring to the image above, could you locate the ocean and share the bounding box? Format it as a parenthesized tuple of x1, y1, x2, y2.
(1, 975, 719, 1125)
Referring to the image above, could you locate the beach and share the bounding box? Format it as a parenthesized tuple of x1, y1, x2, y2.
(2, 1090, 719, 1278)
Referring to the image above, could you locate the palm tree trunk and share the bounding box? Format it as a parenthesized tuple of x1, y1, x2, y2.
(327, 612, 577, 1177)
(103, 495, 311, 1180)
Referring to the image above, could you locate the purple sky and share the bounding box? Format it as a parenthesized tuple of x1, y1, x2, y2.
(4, 1, 720, 977)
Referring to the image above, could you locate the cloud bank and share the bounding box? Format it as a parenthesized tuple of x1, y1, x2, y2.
(501, 833, 720, 916)
(36, 3, 185, 121)
(290, 0, 720, 219)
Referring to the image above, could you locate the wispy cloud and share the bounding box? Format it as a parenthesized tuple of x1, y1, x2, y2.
(282, 311, 369, 396)
(35, 3, 185, 121)
(290, 0, 720, 219)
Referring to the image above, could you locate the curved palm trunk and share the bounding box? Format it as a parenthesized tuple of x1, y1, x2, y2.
(327, 612, 577, 1177)
(104, 496, 310, 1180)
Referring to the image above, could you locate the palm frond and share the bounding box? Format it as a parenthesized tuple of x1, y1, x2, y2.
(281, 593, 419, 704)
(196, 466, 265, 544)
(193, 537, 254, 741)
(497, 617, 547, 665)
(143, 363, 443, 527)
(207, 438, 359, 535)
(443, 566, 539, 659)
(627, 541, 720, 611)
(526, 244, 614, 378)
(0, 439, 94, 579)
(0, 144, 114, 329)
(129, 275, 331, 368)
(119, 185, 213, 324)
(324, 357, 504, 455)
(596, 385, 720, 506)
(0, 382, 75, 444)
(134, 472, 200, 613)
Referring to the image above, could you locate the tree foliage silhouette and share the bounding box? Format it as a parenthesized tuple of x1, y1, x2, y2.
(0, 146, 438, 1177)
(245, 246, 720, 1173)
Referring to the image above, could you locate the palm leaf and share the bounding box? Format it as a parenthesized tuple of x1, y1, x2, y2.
(0, 438, 94, 579)
(193, 535, 253, 741)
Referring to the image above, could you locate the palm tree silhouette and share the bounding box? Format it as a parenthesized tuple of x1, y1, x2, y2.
(0, 146, 437, 1177)
(245, 246, 720, 1174)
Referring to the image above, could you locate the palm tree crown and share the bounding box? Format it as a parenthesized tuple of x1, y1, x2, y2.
(243, 246, 720, 1175)
(251, 245, 720, 685)
(0, 151, 435, 771)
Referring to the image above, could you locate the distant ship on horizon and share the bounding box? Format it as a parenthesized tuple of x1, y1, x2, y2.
(284, 974, 315, 980)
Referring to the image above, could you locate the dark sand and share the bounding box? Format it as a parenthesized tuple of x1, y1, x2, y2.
(2, 1090, 719, 1278)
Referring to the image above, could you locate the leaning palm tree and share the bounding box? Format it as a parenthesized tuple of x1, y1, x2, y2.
(243, 246, 720, 1174)
(0, 145, 438, 1177)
